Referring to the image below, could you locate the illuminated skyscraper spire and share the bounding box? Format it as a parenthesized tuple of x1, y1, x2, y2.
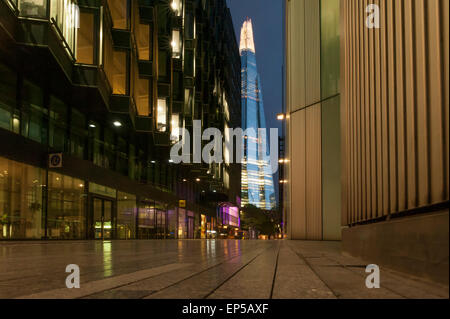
(240, 18, 276, 210)
(239, 17, 255, 54)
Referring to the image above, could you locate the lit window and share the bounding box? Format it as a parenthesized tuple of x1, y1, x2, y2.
(109, 0, 128, 29)
(49, 0, 80, 56)
(171, 30, 181, 59)
(112, 51, 127, 95)
(170, 0, 182, 16)
(171, 113, 180, 141)
(137, 23, 150, 60)
(19, 0, 47, 18)
(157, 98, 167, 132)
(76, 11, 94, 64)
(136, 78, 149, 116)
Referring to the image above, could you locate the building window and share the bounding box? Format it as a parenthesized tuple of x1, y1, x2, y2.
(107, 50, 127, 95)
(170, 0, 182, 16)
(185, 12, 194, 39)
(47, 172, 86, 239)
(117, 192, 136, 239)
(48, 95, 68, 151)
(136, 78, 150, 116)
(138, 201, 155, 239)
(70, 108, 86, 159)
(158, 50, 168, 78)
(18, 0, 47, 18)
(0, 158, 44, 239)
(171, 113, 179, 141)
(21, 79, 47, 145)
(184, 88, 193, 115)
(0, 63, 17, 133)
(184, 49, 194, 77)
(76, 11, 95, 64)
(137, 23, 151, 61)
(157, 98, 167, 132)
(109, 0, 129, 29)
(171, 29, 181, 58)
(50, 0, 79, 56)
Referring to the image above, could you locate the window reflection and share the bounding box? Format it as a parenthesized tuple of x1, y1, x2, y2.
(170, 113, 179, 142)
(170, 0, 182, 16)
(76, 11, 95, 64)
(47, 172, 86, 239)
(171, 30, 181, 59)
(136, 78, 150, 116)
(109, 0, 128, 29)
(113, 51, 127, 94)
(18, 0, 47, 18)
(117, 192, 136, 239)
(0, 158, 44, 239)
(0, 63, 18, 133)
(157, 98, 167, 132)
(137, 23, 150, 61)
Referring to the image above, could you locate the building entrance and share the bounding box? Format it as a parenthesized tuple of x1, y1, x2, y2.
(92, 197, 114, 240)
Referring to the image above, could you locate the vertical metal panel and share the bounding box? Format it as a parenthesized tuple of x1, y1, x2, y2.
(288, 0, 306, 112)
(322, 97, 341, 240)
(363, 0, 371, 221)
(380, 0, 390, 216)
(414, 0, 430, 206)
(443, 0, 450, 200)
(356, 0, 363, 223)
(341, 0, 449, 226)
(427, 0, 444, 204)
(374, 0, 383, 217)
(395, 0, 407, 212)
(340, 0, 349, 226)
(305, 0, 321, 105)
(369, 0, 377, 219)
(306, 103, 322, 239)
(290, 109, 306, 239)
(404, 0, 418, 209)
(387, 0, 398, 214)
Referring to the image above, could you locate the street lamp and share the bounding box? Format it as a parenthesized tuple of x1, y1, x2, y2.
(277, 113, 285, 121)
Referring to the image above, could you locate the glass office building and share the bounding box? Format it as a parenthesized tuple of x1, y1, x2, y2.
(239, 18, 276, 210)
(0, 0, 241, 240)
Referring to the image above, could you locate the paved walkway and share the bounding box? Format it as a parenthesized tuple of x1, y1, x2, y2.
(0, 240, 447, 299)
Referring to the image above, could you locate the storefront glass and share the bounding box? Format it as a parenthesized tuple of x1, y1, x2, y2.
(167, 208, 177, 239)
(178, 208, 186, 239)
(138, 200, 155, 239)
(117, 192, 136, 239)
(0, 157, 44, 239)
(47, 172, 86, 239)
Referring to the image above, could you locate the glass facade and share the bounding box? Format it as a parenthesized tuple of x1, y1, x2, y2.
(0, 0, 241, 240)
(0, 158, 44, 239)
(239, 19, 276, 210)
(117, 192, 136, 239)
(47, 172, 86, 239)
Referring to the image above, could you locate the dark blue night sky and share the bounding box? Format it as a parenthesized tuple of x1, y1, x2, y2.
(227, 0, 284, 205)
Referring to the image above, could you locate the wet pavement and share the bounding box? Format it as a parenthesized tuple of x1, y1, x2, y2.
(0, 240, 447, 299)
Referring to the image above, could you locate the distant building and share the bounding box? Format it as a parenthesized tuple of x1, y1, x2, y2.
(239, 18, 276, 210)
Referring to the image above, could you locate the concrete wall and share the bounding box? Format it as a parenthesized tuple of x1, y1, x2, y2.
(342, 210, 449, 285)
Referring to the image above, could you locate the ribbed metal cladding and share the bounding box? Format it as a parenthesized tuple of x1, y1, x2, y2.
(340, 0, 449, 226)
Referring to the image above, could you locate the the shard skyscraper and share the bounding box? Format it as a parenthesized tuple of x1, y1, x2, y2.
(240, 18, 276, 210)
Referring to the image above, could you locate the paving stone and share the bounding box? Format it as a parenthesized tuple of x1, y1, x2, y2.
(272, 245, 335, 299)
(0, 240, 447, 299)
(207, 243, 280, 299)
